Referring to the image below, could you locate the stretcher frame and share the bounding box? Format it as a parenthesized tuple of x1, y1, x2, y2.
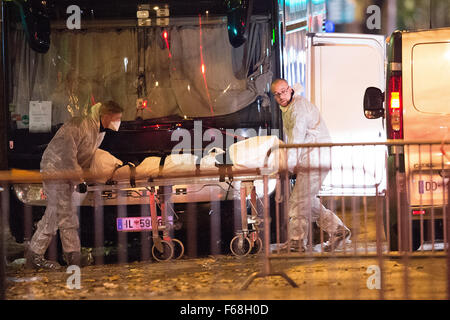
(84, 168, 275, 261)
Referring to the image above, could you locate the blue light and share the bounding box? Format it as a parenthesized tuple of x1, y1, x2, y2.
(285, 0, 307, 8)
(285, 0, 325, 7)
(324, 20, 335, 32)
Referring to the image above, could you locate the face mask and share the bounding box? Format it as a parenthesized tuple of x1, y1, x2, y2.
(108, 120, 121, 131)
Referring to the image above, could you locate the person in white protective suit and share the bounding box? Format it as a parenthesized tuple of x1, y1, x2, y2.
(271, 79, 351, 252)
(25, 101, 123, 270)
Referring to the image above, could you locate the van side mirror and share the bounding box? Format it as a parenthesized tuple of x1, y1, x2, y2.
(363, 87, 385, 119)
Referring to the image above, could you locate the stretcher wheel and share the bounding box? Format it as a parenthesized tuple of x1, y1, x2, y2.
(250, 237, 263, 255)
(230, 235, 251, 257)
(152, 240, 174, 261)
(171, 238, 185, 260)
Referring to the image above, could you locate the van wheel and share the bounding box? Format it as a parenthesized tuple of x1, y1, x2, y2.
(411, 220, 426, 251)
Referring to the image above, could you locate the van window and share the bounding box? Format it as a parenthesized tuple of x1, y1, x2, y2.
(412, 42, 450, 114)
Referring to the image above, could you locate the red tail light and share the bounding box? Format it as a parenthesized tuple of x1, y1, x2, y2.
(387, 75, 403, 139)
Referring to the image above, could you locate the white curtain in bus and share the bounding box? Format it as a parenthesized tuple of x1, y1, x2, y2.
(8, 20, 272, 126)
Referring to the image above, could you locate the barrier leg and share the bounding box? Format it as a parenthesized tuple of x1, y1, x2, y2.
(241, 175, 298, 290)
(241, 271, 298, 290)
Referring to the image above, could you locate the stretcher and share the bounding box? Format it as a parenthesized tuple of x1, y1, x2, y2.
(9, 136, 284, 262)
(82, 136, 285, 261)
(84, 167, 275, 261)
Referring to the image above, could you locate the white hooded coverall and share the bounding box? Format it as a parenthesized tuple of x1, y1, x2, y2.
(29, 103, 106, 255)
(281, 85, 345, 245)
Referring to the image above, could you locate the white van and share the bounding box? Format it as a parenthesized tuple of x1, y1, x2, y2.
(283, 27, 449, 251)
(363, 28, 450, 250)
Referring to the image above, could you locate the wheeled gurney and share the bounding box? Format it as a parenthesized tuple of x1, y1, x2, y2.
(84, 165, 275, 261)
(8, 136, 284, 261)
(83, 136, 285, 261)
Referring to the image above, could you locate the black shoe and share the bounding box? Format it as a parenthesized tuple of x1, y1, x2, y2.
(323, 227, 351, 252)
(25, 249, 62, 271)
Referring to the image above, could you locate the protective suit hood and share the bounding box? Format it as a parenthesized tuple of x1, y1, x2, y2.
(89, 102, 102, 126)
(41, 102, 106, 175)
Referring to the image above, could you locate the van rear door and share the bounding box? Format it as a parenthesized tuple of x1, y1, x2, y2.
(401, 28, 450, 207)
(306, 33, 386, 196)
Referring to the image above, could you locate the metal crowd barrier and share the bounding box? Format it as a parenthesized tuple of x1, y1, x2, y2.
(242, 140, 450, 299)
(0, 165, 273, 299)
(0, 140, 449, 300)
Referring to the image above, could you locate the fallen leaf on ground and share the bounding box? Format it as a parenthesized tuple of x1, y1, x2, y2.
(103, 282, 119, 289)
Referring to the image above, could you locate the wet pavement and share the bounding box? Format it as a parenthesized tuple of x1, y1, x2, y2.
(4, 198, 449, 300)
(5, 252, 448, 300)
